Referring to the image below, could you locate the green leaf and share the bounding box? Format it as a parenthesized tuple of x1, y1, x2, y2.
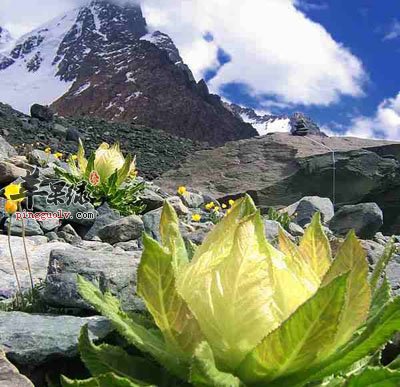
(346, 367, 400, 387)
(388, 356, 400, 370)
(369, 276, 391, 321)
(137, 234, 203, 356)
(78, 325, 163, 385)
(84, 152, 96, 179)
(177, 198, 329, 371)
(77, 276, 187, 379)
(117, 154, 132, 186)
(277, 227, 320, 293)
(159, 201, 188, 268)
(370, 238, 397, 293)
(61, 373, 148, 387)
(238, 274, 348, 385)
(298, 213, 332, 280)
(189, 342, 242, 387)
(274, 296, 400, 386)
(322, 231, 371, 349)
(190, 195, 257, 268)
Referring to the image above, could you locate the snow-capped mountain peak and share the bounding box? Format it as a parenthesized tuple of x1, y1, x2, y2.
(0, 0, 147, 112)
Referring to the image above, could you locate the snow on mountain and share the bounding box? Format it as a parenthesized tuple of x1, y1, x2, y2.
(226, 103, 323, 136)
(239, 111, 291, 135)
(0, 0, 147, 113)
(0, 26, 13, 51)
(0, 10, 80, 113)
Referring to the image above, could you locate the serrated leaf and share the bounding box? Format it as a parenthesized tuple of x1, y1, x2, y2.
(137, 234, 203, 356)
(322, 231, 371, 349)
(189, 342, 241, 387)
(78, 325, 162, 385)
(177, 197, 328, 371)
(61, 373, 147, 387)
(370, 238, 397, 293)
(238, 274, 348, 384)
(298, 213, 331, 279)
(159, 201, 188, 268)
(346, 367, 400, 387)
(369, 276, 391, 322)
(278, 227, 320, 293)
(274, 297, 400, 386)
(190, 195, 257, 269)
(77, 276, 187, 379)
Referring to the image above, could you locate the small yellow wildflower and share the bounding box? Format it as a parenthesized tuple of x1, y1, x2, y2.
(44, 147, 51, 154)
(54, 152, 63, 159)
(222, 203, 227, 209)
(229, 199, 235, 207)
(4, 183, 25, 203)
(4, 200, 18, 215)
(214, 206, 220, 212)
(205, 201, 215, 210)
(192, 213, 201, 222)
(71, 154, 78, 161)
(178, 186, 187, 196)
(226, 208, 232, 215)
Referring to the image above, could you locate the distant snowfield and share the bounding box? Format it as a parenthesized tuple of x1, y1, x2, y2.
(240, 112, 291, 136)
(0, 9, 80, 113)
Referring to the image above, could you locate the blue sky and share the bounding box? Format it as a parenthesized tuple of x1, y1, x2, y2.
(1, 0, 399, 138)
(206, 0, 400, 137)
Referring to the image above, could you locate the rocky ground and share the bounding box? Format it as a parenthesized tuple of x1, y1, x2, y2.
(0, 131, 400, 384)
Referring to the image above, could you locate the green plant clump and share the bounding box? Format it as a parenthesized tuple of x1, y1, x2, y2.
(55, 140, 145, 216)
(265, 206, 293, 230)
(63, 195, 400, 386)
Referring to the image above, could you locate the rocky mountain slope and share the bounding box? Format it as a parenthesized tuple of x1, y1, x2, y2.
(0, 0, 257, 145)
(156, 133, 400, 233)
(0, 102, 205, 179)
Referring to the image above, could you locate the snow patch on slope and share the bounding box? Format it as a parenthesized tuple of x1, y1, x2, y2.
(0, 9, 80, 113)
(240, 112, 290, 136)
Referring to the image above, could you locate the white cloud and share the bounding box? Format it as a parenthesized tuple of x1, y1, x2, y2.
(142, 0, 366, 106)
(341, 93, 400, 140)
(383, 19, 400, 41)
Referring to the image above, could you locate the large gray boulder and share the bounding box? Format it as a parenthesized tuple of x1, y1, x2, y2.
(0, 135, 16, 159)
(43, 247, 142, 311)
(0, 160, 26, 184)
(0, 312, 112, 366)
(156, 133, 400, 233)
(84, 203, 121, 241)
(284, 196, 334, 226)
(0, 235, 69, 297)
(30, 104, 54, 122)
(4, 215, 44, 237)
(329, 203, 383, 239)
(97, 215, 144, 244)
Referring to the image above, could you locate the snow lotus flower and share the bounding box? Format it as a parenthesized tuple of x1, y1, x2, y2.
(73, 195, 400, 387)
(74, 140, 136, 185)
